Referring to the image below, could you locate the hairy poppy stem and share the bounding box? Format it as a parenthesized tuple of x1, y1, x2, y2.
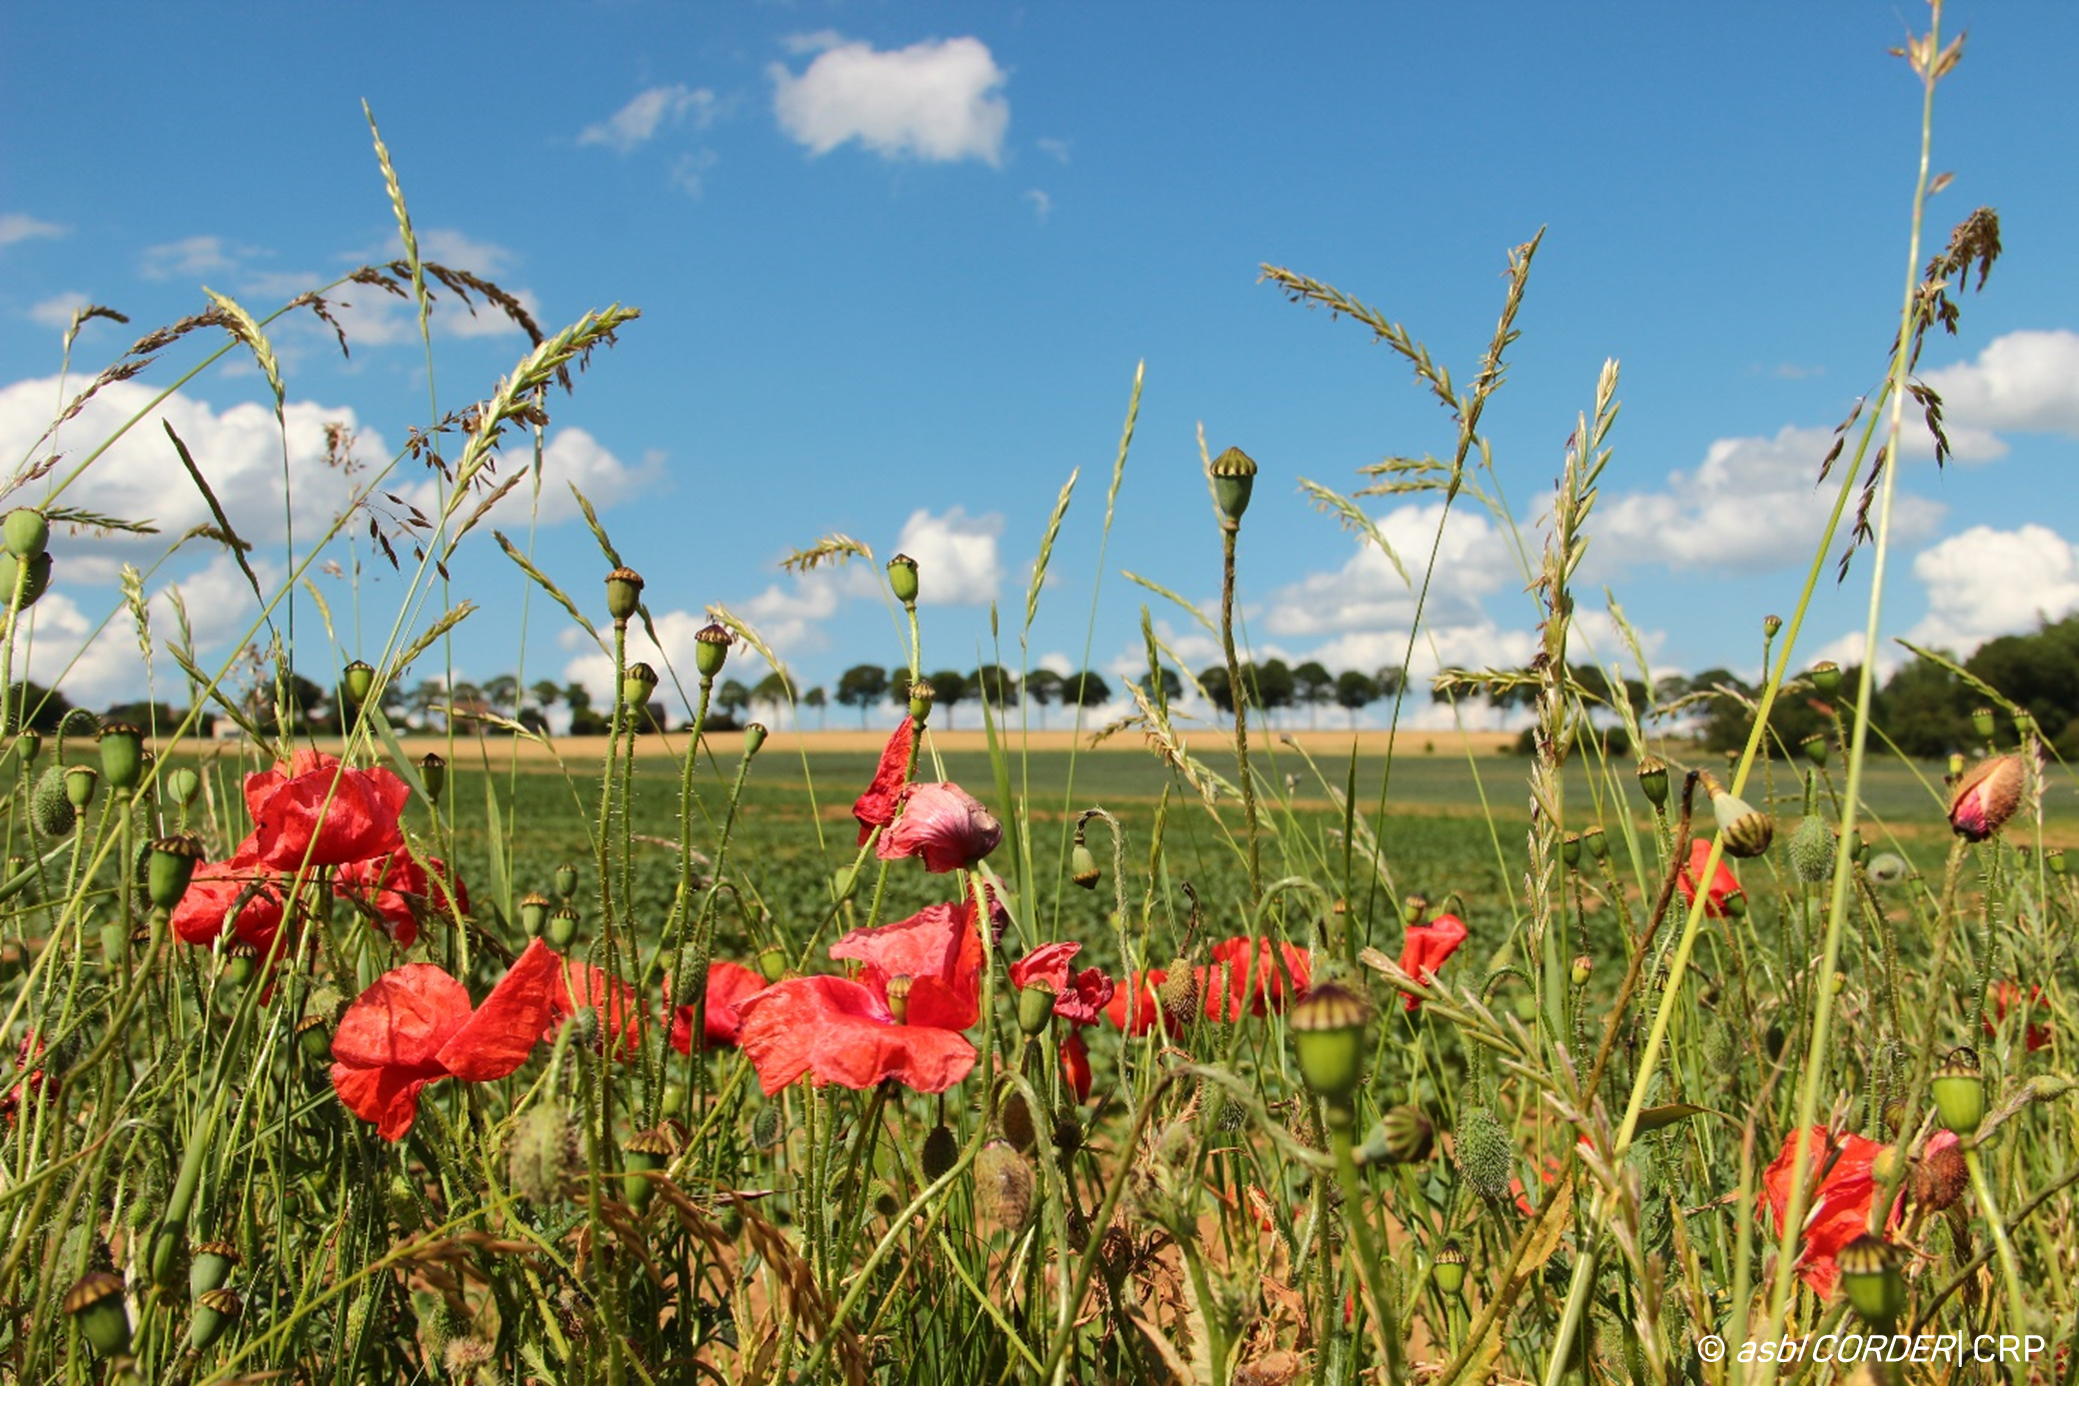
(1219, 524, 1261, 904)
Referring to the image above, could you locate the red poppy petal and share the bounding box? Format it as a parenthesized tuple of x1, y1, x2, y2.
(332, 963, 472, 1070)
(441, 939, 564, 1081)
(1010, 942, 1079, 992)
(1061, 1028, 1092, 1102)
(331, 1062, 446, 1141)
(831, 902, 967, 986)
(852, 718, 915, 844)
(671, 961, 770, 1052)
(876, 782, 1003, 873)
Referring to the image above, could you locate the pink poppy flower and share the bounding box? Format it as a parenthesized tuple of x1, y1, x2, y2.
(829, 898, 992, 1031)
(877, 782, 1002, 873)
(735, 975, 979, 1095)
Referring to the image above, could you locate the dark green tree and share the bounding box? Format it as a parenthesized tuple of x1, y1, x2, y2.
(1334, 669, 1378, 724)
(1293, 660, 1334, 727)
(836, 664, 888, 725)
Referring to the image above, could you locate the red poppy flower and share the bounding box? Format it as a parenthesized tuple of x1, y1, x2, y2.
(170, 834, 295, 957)
(670, 961, 770, 1052)
(1761, 1126, 1900, 1298)
(244, 751, 411, 872)
(333, 842, 468, 949)
(329, 938, 563, 1140)
(1986, 981, 2054, 1052)
(1106, 969, 1170, 1035)
(1010, 941, 1116, 1028)
(1202, 937, 1311, 1022)
(1676, 839, 1742, 918)
(1060, 1028, 1092, 1101)
(1398, 913, 1469, 1011)
(735, 975, 977, 1095)
(547, 957, 647, 1058)
(829, 899, 988, 1031)
(0, 1033, 58, 1123)
(876, 782, 1003, 873)
(851, 717, 915, 844)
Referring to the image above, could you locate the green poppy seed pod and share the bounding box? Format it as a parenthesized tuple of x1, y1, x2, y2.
(2051, 849, 2067, 876)
(1402, 893, 1430, 926)
(1432, 1242, 1468, 1296)
(1582, 826, 1608, 862)
(743, 721, 768, 758)
(0, 551, 52, 609)
(417, 753, 447, 805)
(519, 892, 550, 938)
(1016, 977, 1056, 1037)
(296, 1015, 331, 1061)
(99, 920, 126, 967)
(1208, 445, 1258, 527)
(1970, 706, 1997, 742)
(972, 1139, 1034, 1234)
(96, 722, 145, 793)
(1702, 774, 1773, 858)
(64, 763, 98, 811)
(1948, 751, 1966, 780)
(4, 507, 49, 560)
(757, 945, 788, 983)
(1931, 1046, 1985, 1136)
(620, 661, 657, 711)
(552, 861, 580, 899)
(10, 731, 40, 767)
(146, 833, 205, 913)
(186, 1287, 242, 1352)
(1836, 1234, 1907, 1329)
(1070, 839, 1101, 890)
(64, 1272, 131, 1357)
(1635, 756, 1669, 809)
(546, 907, 581, 952)
(886, 553, 920, 606)
(1571, 953, 1593, 987)
(883, 975, 914, 1026)
(604, 566, 644, 623)
(907, 679, 935, 725)
(694, 622, 733, 679)
(340, 659, 376, 711)
(921, 1123, 960, 1181)
(1379, 1104, 1435, 1164)
(1723, 888, 1748, 919)
(188, 1241, 241, 1302)
(221, 943, 259, 988)
(1808, 659, 1841, 703)
(1455, 1106, 1516, 1205)
(1762, 613, 1782, 640)
(622, 1124, 681, 1214)
(1560, 832, 1581, 868)
(1788, 813, 1837, 885)
(1800, 733, 1828, 768)
(1291, 982, 1371, 1105)
(165, 765, 199, 809)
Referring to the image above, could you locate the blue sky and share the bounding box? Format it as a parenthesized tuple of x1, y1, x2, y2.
(3, 1, 2077, 729)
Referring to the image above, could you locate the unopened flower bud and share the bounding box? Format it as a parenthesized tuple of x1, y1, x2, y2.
(973, 1139, 1033, 1233)
(547, 907, 581, 952)
(907, 679, 935, 724)
(146, 833, 205, 913)
(921, 1123, 960, 1181)
(418, 753, 447, 804)
(519, 891, 550, 938)
(695, 622, 733, 679)
(1970, 707, 1996, 742)
(97, 722, 145, 793)
(1070, 839, 1101, 889)
(1949, 753, 2023, 843)
(887, 554, 920, 606)
(4, 507, 50, 560)
(620, 661, 657, 710)
(1291, 982, 1371, 1105)
(1208, 445, 1258, 527)
(604, 566, 644, 623)
(1931, 1046, 1985, 1136)
(1635, 756, 1669, 808)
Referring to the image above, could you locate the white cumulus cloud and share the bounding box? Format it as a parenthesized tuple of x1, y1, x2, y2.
(896, 506, 1003, 605)
(139, 235, 242, 282)
(1, 213, 67, 247)
(1262, 504, 1517, 636)
(770, 35, 1009, 165)
(1905, 523, 2079, 655)
(1922, 328, 2079, 441)
(28, 292, 95, 329)
(579, 84, 720, 152)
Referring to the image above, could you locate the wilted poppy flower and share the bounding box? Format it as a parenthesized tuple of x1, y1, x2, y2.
(245, 751, 411, 871)
(851, 718, 915, 844)
(829, 898, 990, 1030)
(670, 961, 770, 1052)
(1010, 941, 1116, 1028)
(877, 782, 1002, 873)
(1060, 1028, 1092, 1101)
(1676, 839, 1743, 919)
(170, 834, 294, 958)
(1398, 913, 1469, 1011)
(333, 842, 468, 949)
(735, 975, 978, 1095)
(1106, 969, 1170, 1035)
(1761, 1126, 1900, 1298)
(1950, 753, 2024, 842)
(1986, 981, 2053, 1052)
(330, 938, 562, 1140)
(1203, 938, 1311, 1022)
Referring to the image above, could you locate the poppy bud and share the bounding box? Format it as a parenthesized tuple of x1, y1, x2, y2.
(553, 862, 580, 899)
(99, 920, 125, 967)
(1208, 445, 1258, 528)
(1635, 756, 1669, 809)
(1291, 982, 1371, 1106)
(973, 1139, 1033, 1234)
(694, 622, 733, 679)
(1432, 1241, 1468, 1296)
(519, 891, 550, 938)
(1157, 957, 1200, 1030)
(756, 946, 788, 983)
(1931, 1046, 1984, 1135)
(96, 722, 145, 793)
(1837, 1234, 1907, 1329)
(1454, 1106, 1515, 1205)
(189, 1240, 241, 1301)
(10, 731, 39, 767)
(1762, 614, 1782, 640)
(1949, 754, 2024, 843)
(0, 551, 52, 609)
(63, 1272, 131, 1356)
(296, 1015, 331, 1061)
(1808, 660, 1841, 702)
(743, 722, 768, 758)
(1001, 1089, 1037, 1151)
(417, 753, 447, 804)
(620, 661, 657, 711)
(1970, 706, 1997, 741)
(1379, 1104, 1435, 1163)
(64, 763, 98, 811)
(1017, 977, 1056, 1037)
(221, 943, 259, 988)
(1788, 813, 1836, 885)
(1571, 954, 1593, 987)
(1561, 833, 1581, 868)
(604, 566, 644, 623)
(4, 507, 49, 560)
(622, 1124, 681, 1214)
(187, 1287, 242, 1351)
(1701, 774, 1773, 858)
(146, 833, 205, 912)
(921, 1123, 960, 1181)
(1070, 838, 1101, 889)
(884, 975, 914, 1025)
(907, 680, 935, 725)
(546, 907, 581, 952)
(887, 554, 920, 605)
(165, 765, 199, 809)
(1582, 826, 1608, 861)
(1800, 733, 1828, 767)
